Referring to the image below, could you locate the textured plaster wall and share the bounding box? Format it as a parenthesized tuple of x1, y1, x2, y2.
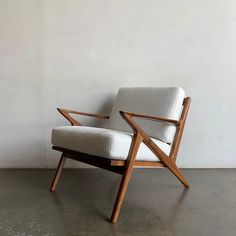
(0, 0, 235, 168)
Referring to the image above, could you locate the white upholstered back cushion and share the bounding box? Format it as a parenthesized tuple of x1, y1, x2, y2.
(108, 87, 185, 143)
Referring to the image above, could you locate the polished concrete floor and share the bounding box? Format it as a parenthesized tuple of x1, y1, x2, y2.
(0, 169, 235, 236)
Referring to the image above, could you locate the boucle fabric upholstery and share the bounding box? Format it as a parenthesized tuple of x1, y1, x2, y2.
(108, 87, 185, 143)
(52, 126, 171, 161)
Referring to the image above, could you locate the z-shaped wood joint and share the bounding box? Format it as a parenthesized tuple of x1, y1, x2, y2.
(111, 98, 191, 223)
(118, 97, 191, 189)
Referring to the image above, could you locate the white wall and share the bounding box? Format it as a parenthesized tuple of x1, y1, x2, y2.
(0, 0, 235, 168)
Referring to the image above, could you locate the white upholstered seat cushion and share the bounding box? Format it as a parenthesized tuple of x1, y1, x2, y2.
(51, 126, 171, 161)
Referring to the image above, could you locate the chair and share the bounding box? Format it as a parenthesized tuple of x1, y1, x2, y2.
(50, 87, 191, 223)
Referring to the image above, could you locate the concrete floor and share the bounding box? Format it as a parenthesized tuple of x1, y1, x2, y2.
(0, 169, 236, 236)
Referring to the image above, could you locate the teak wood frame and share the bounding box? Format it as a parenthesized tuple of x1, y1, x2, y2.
(50, 97, 191, 223)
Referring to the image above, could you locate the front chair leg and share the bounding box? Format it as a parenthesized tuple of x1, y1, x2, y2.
(111, 134, 142, 224)
(50, 153, 67, 192)
(110, 166, 133, 224)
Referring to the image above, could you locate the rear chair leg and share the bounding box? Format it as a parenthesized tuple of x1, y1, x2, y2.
(170, 164, 190, 188)
(157, 156, 189, 188)
(50, 153, 67, 192)
(147, 143, 189, 188)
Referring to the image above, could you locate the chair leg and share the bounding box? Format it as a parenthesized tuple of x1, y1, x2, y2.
(110, 166, 133, 223)
(110, 134, 142, 224)
(167, 163, 190, 188)
(50, 153, 67, 192)
(145, 140, 189, 188)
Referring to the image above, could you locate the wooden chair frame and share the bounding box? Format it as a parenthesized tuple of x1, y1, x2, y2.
(50, 97, 191, 223)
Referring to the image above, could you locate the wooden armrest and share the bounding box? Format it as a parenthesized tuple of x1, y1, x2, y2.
(58, 108, 109, 126)
(119, 111, 180, 126)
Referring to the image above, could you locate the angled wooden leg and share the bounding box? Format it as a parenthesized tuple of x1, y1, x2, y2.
(143, 139, 190, 188)
(50, 153, 67, 192)
(167, 163, 189, 188)
(110, 170, 133, 224)
(151, 152, 189, 188)
(152, 151, 189, 188)
(111, 134, 142, 224)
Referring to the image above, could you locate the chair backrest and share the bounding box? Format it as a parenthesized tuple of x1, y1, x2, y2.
(108, 87, 185, 144)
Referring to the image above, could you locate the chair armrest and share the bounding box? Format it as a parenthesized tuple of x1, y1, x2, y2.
(119, 111, 180, 126)
(58, 108, 109, 126)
